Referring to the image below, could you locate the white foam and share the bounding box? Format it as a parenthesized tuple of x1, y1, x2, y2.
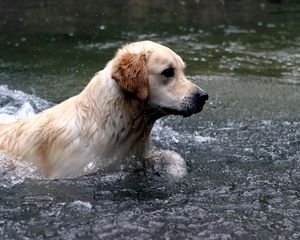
(0, 102, 35, 124)
(69, 200, 93, 210)
(194, 135, 216, 143)
(0, 153, 40, 188)
(77, 41, 124, 51)
(0, 85, 50, 122)
(152, 119, 216, 146)
(15, 101, 35, 119)
(0, 114, 16, 124)
(0, 85, 50, 186)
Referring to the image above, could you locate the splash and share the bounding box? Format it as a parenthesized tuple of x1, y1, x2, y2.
(77, 40, 124, 51)
(0, 85, 50, 123)
(0, 153, 40, 188)
(0, 85, 50, 187)
(152, 119, 215, 147)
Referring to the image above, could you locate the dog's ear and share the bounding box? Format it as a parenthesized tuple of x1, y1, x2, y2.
(112, 52, 149, 102)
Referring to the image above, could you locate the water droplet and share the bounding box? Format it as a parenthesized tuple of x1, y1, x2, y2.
(99, 25, 106, 30)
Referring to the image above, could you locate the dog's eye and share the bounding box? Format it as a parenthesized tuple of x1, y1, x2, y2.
(161, 67, 175, 78)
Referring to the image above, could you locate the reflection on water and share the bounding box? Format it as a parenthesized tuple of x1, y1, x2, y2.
(0, 0, 300, 239)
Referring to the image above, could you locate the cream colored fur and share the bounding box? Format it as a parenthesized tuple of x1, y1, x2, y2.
(0, 41, 207, 178)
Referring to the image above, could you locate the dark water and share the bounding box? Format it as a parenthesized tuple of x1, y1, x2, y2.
(0, 0, 300, 239)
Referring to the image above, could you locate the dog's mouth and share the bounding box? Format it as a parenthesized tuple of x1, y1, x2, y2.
(146, 100, 206, 119)
(144, 91, 208, 120)
(161, 105, 204, 118)
(165, 92, 208, 117)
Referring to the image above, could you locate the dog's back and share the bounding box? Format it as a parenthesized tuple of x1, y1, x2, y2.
(0, 122, 21, 155)
(0, 102, 79, 177)
(0, 84, 145, 178)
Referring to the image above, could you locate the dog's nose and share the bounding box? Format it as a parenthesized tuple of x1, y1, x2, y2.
(179, 90, 209, 117)
(195, 91, 209, 102)
(189, 90, 208, 114)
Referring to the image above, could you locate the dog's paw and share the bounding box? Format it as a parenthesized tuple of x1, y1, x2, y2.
(144, 150, 187, 178)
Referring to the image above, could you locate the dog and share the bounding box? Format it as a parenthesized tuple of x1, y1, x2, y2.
(0, 41, 208, 178)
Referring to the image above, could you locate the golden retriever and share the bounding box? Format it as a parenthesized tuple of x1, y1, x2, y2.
(0, 41, 208, 178)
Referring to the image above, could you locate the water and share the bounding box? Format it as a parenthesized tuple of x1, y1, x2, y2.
(0, 0, 300, 239)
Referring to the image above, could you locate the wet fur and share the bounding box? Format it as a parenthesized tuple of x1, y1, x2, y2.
(0, 41, 206, 178)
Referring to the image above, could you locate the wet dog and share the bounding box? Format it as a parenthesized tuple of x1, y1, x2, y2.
(0, 41, 208, 178)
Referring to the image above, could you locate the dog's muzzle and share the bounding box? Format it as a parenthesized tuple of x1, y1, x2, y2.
(179, 90, 209, 117)
(146, 90, 209, 119)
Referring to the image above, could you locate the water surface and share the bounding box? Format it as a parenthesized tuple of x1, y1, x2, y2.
(0, 1, 300, 239)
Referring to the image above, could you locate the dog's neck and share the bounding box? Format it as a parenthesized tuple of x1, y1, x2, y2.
(77, 63, 154, 160)
(80, 62, 149, 123)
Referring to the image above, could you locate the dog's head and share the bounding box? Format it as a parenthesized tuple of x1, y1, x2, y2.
(112, 41, 208, 118)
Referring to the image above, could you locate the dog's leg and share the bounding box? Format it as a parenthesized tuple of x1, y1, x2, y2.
(143, 149, 187, 177)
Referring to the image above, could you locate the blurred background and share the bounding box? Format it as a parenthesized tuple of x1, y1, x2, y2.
(0, 0, 299, 109)
(0, 1, 300, 239)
